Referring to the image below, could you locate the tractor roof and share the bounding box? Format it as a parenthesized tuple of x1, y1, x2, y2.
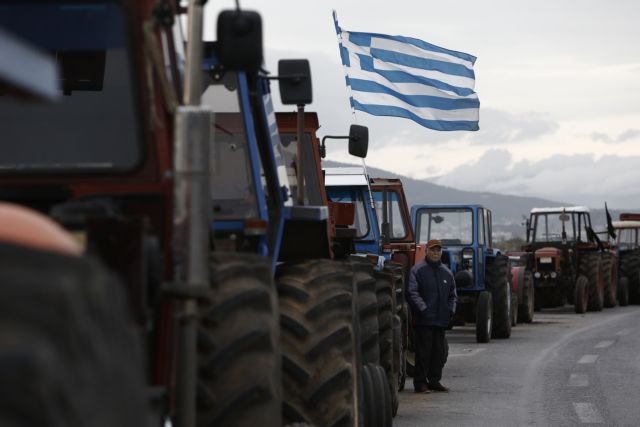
(530, 206, 590, 214)
(612, 220, 640, 229)
(324, 167, 368, 186)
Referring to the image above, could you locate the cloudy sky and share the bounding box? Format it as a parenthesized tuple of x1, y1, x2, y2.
(204, 0, 640, 208)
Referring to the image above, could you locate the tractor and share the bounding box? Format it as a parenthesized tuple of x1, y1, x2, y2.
(522, 206, 616, 314)
(324, 167, 412, 407)
(276, 116, 396, 424)
(411, 204, 515, 343)
(611, 213, 640, 304)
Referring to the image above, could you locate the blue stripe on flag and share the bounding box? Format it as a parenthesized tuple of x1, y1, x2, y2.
(350, 78, 479, 110)
(339, 43, 350, 67)
(357, 55, 474, 97)
(371, 48, 475, 79)
(353, 100, 479, 131)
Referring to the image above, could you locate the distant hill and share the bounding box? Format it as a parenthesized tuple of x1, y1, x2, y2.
(323, 160, 633, 239)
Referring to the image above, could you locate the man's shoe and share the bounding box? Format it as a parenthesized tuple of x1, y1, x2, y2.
(414, 384, 431, 394)
(428, 382, 449, 392)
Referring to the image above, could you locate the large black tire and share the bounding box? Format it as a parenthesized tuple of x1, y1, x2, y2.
(581, 252, 603, 311)
(618, 276, 630, 306)
(369, 364, 392, 427)
(198, 253, 281, 427)
(0, 242, 149, 427)
(350, 258, 380, 365)
(620, 249, 640, 303)
(277, 260, 359, 426)
(511, 294, 518, 327)
(518, 270, 535, 323)
(486, 255, 511, 339)
(601, 252, 618, 308)
(405, 308, 415, 378)
(476, 291, 492, 343)
(574, 275, 589, 314)
(374, 269, 398, 416)
(383, 261, 408, 393)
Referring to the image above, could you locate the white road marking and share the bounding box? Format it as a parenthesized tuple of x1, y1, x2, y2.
(568, 373, 589, 387)
(594, 340, 614, 349)
(448, 347, 486, 357)
(573, 402, 604, 424)
(577, 354, 599, 364)
(616, 328, 632, 336)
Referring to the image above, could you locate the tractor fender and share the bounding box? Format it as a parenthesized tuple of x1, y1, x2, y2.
(0, 202, 81, 256)
(510, 265, 526, 300)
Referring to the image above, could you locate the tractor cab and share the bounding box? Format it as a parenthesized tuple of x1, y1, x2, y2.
(412, 204, 514, 343)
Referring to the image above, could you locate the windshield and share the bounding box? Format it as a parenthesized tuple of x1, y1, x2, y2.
(531, 212, 575, 243)
(0, 2, 141, 172)
(201, 72, 258, 219)
(416, 208, 473, 245)
(372, 190, 407, 239)
(326, 186, 370, 238)
(617, 228, 637, 250)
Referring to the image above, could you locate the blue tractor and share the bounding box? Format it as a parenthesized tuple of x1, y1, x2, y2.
(325, 168, 412, 403)
(411, 204, 514, 343)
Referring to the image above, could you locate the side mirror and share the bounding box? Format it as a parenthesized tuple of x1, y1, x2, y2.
(348, 124, 368, 158)
(278, 59, 312, 105)
(217, 10, 263, 73)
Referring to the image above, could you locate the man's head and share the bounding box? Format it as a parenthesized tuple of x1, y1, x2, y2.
(425, 239, 442, 263)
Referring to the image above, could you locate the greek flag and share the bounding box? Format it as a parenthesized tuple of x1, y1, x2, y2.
(333, 11, 479, 131)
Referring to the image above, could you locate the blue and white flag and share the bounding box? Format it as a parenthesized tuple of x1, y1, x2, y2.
(333, 11, 479, 131)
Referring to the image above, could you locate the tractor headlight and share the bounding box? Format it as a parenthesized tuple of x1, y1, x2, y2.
(550, 271, 557, 279)
(534, 271, 541, 279)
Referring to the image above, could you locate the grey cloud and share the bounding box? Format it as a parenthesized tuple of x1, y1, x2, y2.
(434, 150, 640, 208)
(617, 129, 640, 142)
(590, 132, 613, 143)
(589, 129, 640, 143)
(471, 108, 560, 145)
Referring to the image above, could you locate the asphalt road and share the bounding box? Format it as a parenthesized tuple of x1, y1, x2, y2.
(394, 305, 640, 426)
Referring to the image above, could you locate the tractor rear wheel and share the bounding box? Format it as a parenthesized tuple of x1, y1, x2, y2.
(620, 249, 640, 303)
(518, 270, 535, 323)
(476, 291, 493, 343)
(511, 294, 518, 327)
(350, 258, 380, 365)
(487, 255, 511, 339)
(198, 253, 281, 427)
(0, 242, 149, 427)
(618, 276, 630, 306)
(601, 252, 618, 308)
(574, 275, 589, 314)
(277, 260, 359, 426)
(374, 269, 398, 416)
(370, 364, 392, 427)
(384, 261, 408, 393)
(580, 252, 603, 311)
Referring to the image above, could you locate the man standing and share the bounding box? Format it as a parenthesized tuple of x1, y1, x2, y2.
(407, 239, 457, 393)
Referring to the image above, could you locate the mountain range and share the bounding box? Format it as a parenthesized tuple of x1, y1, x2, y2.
(323, 160, 633, 239)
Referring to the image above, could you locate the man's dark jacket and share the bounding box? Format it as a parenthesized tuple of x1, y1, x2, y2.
(406, 258, 457, 327)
